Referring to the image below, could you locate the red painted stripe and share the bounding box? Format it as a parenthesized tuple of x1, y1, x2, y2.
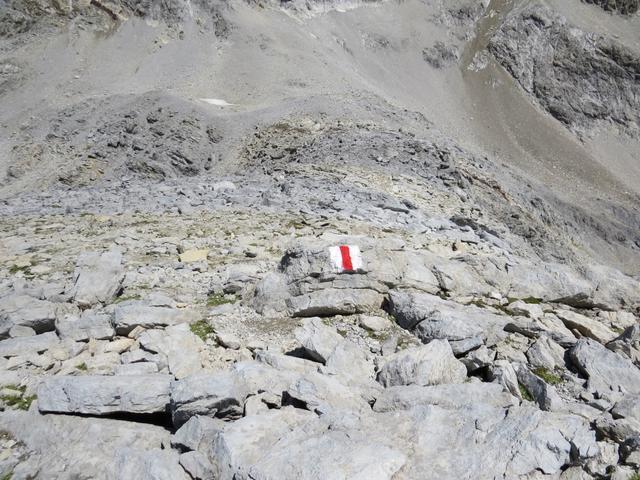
(339, 245, 353, 271)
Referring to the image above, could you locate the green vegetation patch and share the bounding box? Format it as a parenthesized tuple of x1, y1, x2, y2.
(76, 362, 88, 371)
(8, 265, 32, 276)
(467, 299, 488, 309)
(113, 293, 142, 304)
(521, 297, 542, 305)
(533, 367, 563, 386)
(508, 296, 542, 305)
(1, 385, 36, 411)
(207, 292, 237, 307)
(190, 320, 215, 341)
(518, 383, 534, 402)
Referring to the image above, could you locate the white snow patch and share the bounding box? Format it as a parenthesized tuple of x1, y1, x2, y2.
(200, 98, 235, 106)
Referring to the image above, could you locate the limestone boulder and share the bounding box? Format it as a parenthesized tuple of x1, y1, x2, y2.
(377, 340, 467, 387)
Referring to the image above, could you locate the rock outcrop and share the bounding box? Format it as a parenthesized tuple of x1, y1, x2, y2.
(489, 2, 640, 136)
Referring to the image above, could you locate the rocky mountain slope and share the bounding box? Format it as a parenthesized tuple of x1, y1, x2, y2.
(0, 0, 639, 479)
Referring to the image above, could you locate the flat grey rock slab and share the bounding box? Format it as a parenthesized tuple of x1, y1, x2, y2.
(55, 311, 115, 342)
(373, 382, 517, 412)
(0, 331, 59, 358)
(0, 409, 170, 479)
(114, 303, 197, 335)
(287, 288, 383, 317)
(114, 448, 190, 480)
(38, 374, 172, 415)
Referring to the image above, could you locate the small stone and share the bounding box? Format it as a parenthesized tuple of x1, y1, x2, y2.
(217, 332, 241, 350)
(179, 250, 209, 263)
(461, 345, 495, 372)
(9, 325, 36, 338)
(128, 326, 146, 339)
(381, 335, 399, 356)
(526, 337, 566, 370)
(103, 338, 135, 354)
(488, 360, 521, 398)
(171, 415, 224, 452)
(359, 315, 391, 332)
(244, 394, 270, 416)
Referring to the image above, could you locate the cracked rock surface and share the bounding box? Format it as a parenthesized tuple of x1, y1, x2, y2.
(1, 0, 639, 479)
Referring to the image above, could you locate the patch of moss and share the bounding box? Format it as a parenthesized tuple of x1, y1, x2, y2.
(190, 320, 215, 341)
(521, 297, 542, 305)
(437, 290, 450, 300)
(1, 385, 36, 410)
(207, 292, 237, 307)
(518, 383, 534, 402)
(508, 296, 542, 305)
(628, 473, 640, 480)
(76, 362, 88, 371)
(3, 384, 25, 393)
(1, 471, 13, 480)
(467, 299, 487, 309)
(336, 328, 348, 338)
(365, 329, 390, 342)
(494, 304, 516, 316)
(113, 293, 142, 304)
(397, 337, 414, 350)
(533, 367, 563, 386)
(8, 265, 31, 276)
(286, 220, 307, 230)
(321, 318, 334, 327)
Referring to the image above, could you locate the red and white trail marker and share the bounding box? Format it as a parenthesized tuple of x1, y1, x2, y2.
(329, 245, 363, 273)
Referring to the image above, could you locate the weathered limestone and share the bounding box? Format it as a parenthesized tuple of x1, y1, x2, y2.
(70, 250, 125, 307)
(37, 375, 172, 415)
(114, 302, 197, 335)
(0, 332, 59, 358)
(55, 311, 115, 342)
(388, 291, 507, 354)
(0, 294, 57, 339)
(569, 339, 640, 396)
(373, 382, 517, 412)
(555, 310, 617, 345)
(377, 340, 467, 387)
(138, 324, 204, 379)
(287, 288, 383, 317)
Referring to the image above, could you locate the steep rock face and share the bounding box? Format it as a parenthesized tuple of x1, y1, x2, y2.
(489, 3, 640, 136)
(583, 0, 639, 14)
(0, 0, 230, 36)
